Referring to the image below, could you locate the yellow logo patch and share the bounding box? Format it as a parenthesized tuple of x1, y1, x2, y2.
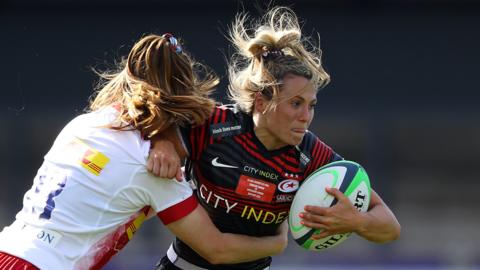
(76, 140, 109, 176)
(126, 210, 147, 240)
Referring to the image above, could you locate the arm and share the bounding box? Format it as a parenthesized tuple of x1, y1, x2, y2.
(166, 204, 288, 264)
(301, 188, 401, 243)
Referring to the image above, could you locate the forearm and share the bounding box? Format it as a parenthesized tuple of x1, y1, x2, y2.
(355, 199, 401, 243)
(167, 205, 287, 265)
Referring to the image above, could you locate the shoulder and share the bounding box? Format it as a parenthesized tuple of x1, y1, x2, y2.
(49, 110, 150, 166)
(297, 131, 342, 169)
(214, 103, 246, 123)
(298, 130, 325, 151)
(209, 104, 250, 137)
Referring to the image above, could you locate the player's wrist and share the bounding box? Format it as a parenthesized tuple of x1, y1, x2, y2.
(352, 212, 369, 236)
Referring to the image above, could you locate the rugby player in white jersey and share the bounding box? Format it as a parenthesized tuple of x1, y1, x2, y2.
(0, 34, 288, 270)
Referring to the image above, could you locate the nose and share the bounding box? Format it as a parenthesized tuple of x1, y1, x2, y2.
(298, 105, 312, 123)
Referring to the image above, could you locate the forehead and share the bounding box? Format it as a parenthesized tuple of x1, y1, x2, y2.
(279, 74, 317, 101)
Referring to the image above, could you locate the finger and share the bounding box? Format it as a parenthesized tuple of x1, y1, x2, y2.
(176, 167, 183, 182)
(304, 205, 327, 215)
(326, 187, 348, 201)
(299, 212, 327, 225)
(159, 162, 169, 179)
(311, 230, 332, 240)
(300, 218, 328, 230)
(152, 158, 160, 176)
(167, 162, 177, 180)
(147, 155, 154, 172)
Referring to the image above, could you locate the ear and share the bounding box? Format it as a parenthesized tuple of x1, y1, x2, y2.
(253, 92, 268, 114)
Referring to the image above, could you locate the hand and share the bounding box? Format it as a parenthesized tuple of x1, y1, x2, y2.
(299, 187, 362, 240)
(147, 140, 183, 181)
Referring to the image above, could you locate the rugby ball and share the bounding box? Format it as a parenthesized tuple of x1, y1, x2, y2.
(289, 160, 371, 251)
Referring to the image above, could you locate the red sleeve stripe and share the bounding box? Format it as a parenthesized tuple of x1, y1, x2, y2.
(314, 143, 326, 170)
(157, 195, 199, 225)
(212, 107, 221, 124)
(319, 143, 333, 165)
(0, 252, 39, 270)
(321, 146, 333, 165)
(221, 107, 228, 123)
(306, 141, 334, 176)
(318, 144, 328, 165)
(312, 143, 322, 169)
(305, 140, 321, 175)
(311, 140, 321, 161)
(198, 125, 208, 160)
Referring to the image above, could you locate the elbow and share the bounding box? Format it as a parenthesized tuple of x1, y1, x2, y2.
(275, 234, 288, 255)
(203, 254, 224, 265)
(386, 219, 402, 243)
(391, 222, 401, 241)
(379, 221, 402, 244)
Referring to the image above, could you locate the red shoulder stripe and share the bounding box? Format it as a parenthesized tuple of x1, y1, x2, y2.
(197, 125, 207, 160)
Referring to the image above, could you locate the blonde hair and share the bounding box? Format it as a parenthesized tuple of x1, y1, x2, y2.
(228, 6, 330, 113)
(89, 34, 217, 138)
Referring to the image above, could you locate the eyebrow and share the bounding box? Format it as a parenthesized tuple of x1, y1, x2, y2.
(292, 96, 317, 103)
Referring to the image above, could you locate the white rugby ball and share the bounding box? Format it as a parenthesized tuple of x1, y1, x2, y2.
(289, 160, 371, 251)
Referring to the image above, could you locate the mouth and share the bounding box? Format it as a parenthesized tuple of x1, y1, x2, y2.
(291, 128, 306, 134)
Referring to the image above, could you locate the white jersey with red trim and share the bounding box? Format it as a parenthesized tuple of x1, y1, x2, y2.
(0, 107, 197, 270)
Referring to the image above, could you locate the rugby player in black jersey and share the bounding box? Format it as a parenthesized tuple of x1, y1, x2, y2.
(149, 7, 401, 270)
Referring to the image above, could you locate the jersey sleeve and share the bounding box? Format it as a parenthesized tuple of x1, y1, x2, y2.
(129, 169, 198, 225)
(302, 132, 343, 176)
(178, 105, 236, 161)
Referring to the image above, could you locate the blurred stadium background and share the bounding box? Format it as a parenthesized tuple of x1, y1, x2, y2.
(1, 0, 479, 269)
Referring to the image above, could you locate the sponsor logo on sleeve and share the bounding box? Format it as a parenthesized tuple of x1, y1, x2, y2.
(210, 122, 242, 138)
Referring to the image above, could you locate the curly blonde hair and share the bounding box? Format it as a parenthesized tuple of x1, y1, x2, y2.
(89, 34, 217, 138)
(228, 6, 330, 113)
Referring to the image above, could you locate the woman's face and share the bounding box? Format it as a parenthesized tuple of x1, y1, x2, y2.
(254, 74, 317, 150)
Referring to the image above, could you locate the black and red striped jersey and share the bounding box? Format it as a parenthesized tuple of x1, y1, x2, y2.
(174, 104, 341, 269)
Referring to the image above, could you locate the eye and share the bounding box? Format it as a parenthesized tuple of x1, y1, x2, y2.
(291, 100, 301, 108)
(309, 103, 317, 110)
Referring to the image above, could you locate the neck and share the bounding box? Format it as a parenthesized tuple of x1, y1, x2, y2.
(252, 113, 286, 151)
